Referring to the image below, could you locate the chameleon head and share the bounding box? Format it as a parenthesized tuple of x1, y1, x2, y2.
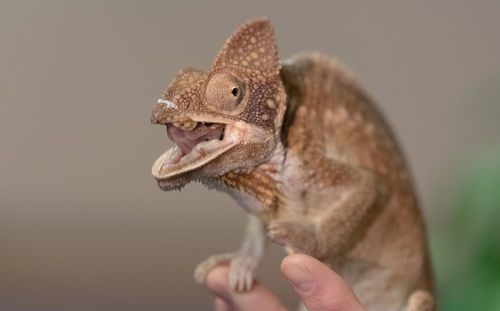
(151, 18, 286, 190)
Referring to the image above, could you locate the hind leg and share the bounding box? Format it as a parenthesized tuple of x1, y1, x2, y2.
(407, 290, 434, 311)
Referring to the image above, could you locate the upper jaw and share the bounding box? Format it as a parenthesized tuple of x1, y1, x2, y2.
(152, 120, 264, 183)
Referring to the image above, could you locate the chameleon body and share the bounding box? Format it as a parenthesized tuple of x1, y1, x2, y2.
(151, 19, 435, 311)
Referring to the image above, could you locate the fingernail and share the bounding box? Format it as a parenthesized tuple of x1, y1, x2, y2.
(284, 262, 315, 293)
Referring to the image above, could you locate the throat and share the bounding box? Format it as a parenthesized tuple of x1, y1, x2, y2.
(218, 141, 286, 206)
(219, 165, 281, 207)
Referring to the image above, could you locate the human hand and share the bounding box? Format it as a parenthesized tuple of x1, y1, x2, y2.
(206, 253, 366, 311)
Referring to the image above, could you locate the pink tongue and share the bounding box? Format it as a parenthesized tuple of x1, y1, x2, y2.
(166, 124, 224, 155)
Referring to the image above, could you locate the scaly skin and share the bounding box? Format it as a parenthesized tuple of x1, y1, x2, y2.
(151, 19, 435, 311)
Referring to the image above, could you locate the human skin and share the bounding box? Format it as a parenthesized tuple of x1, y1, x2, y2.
(206, 254, 366, 311)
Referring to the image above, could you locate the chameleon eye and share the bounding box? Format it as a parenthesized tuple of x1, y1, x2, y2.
(205, 73, 245, 110)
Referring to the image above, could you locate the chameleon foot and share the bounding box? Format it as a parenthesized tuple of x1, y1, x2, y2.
(268, 220, 319, 256)
(194, 252, 258, 291)
(229, 255, 258, 291)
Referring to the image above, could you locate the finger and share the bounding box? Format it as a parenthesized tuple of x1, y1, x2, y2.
(281, 254, 366, 311)
(214, 297, 232, 311)
(206, 264, 288, 311)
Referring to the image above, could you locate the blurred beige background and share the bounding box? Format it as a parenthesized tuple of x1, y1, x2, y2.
(1, 1, 499, 310)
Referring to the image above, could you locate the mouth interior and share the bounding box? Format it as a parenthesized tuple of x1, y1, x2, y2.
(166, 122, 225, 159)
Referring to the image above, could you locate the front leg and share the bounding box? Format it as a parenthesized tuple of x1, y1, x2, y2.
(268, 157, 382, 259)
(268, 220, 318, 255)
(194, 214, 265, 291)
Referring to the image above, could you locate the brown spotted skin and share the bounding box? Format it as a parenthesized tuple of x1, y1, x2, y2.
(151, 18, 435, 311)
(276, 54, 435, 310)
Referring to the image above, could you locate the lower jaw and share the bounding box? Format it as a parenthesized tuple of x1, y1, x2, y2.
(156, 173, 189, 191)
(152, 140, 237, 181)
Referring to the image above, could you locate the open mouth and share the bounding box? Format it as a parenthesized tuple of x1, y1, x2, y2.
(152, 119, 243, 180)
(167, 122, 225, 156)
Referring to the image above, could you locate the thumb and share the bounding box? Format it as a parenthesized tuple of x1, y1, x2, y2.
(281, 254, 366, 311)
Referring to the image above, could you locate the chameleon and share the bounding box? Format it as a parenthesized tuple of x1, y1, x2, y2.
(150, 18, 435, 311)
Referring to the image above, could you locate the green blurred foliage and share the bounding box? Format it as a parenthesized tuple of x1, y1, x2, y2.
(432, 147, 500, 310)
